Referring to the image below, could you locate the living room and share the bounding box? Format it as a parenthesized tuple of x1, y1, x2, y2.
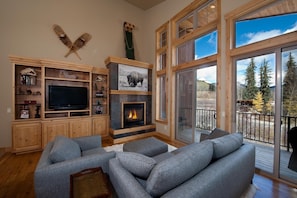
(1, 0, 297, 197)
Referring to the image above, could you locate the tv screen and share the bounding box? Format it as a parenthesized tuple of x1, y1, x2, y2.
(48, 85, 88, 110)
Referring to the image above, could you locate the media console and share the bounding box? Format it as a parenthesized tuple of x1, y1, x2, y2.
(10, 55, 109, 153)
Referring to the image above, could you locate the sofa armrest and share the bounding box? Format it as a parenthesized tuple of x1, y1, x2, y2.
(109, 158, 152, 198)
(73, 135, 102, 151)
(34, 151, 115, 198)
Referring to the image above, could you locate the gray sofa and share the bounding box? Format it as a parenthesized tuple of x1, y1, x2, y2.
(34, 135, 115, 198)
(109, 133, 255, 198)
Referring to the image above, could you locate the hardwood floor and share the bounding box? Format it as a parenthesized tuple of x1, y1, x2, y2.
(0, 136, 296, 198)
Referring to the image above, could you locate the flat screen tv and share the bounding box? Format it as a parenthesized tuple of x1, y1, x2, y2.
(48, 85, 88, 110)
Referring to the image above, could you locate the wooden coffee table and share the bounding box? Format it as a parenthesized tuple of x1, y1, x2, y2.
(70, 167, 112, 198)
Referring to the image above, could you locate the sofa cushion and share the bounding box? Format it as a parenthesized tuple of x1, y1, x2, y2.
(211, 132, 243, 160)
(49, 136, 81, 163)
(200, 128, 229, 141)
(82, 147, 107, 156)
(146, 140, 213, 197)
(117, 152, 157, 179)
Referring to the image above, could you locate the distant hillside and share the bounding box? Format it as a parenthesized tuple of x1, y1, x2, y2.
(197, 80, 216, 91)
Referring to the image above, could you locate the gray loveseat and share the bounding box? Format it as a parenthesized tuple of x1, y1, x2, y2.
(34, 135, 115, 198)
(109, 133, 255, 198)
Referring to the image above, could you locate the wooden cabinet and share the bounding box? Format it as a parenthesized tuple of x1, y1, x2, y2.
(10, 55, 110, 153)
(12, 122, 42, 153)
(69, 118, 92, 138)
(42, 120, 69, 148)
(93, 116, 109, 136)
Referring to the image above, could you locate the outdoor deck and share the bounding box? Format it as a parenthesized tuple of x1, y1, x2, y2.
(245, 140, 297, 183)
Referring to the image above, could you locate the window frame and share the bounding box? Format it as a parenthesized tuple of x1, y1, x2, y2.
(225, 0, 297, 132)
(155, 22, 169, 123)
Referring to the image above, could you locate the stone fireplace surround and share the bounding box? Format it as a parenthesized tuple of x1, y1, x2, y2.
(105, 56, 155, 142)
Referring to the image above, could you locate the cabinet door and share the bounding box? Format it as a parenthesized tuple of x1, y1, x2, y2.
(42, 120, 69, 148)
(69, 118, 92, 138)
(12, 122, 42, 153)
(93, 116, 109, 136)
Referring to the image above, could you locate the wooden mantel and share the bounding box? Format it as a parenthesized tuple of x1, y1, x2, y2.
(104, 56, 153, 69)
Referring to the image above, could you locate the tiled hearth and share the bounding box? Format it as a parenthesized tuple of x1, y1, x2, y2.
(105, 56, 155, 143)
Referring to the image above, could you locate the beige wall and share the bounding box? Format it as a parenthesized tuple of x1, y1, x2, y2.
(0, 0, 146, 147)
(0, 0, 251, 148)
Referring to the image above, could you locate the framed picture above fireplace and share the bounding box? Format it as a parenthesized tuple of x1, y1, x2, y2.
(118, 64, 148, 91)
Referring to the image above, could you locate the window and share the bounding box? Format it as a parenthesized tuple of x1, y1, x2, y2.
(226, 0, 297, 185)
(236, 13, 297, 48)
(159, 75, 167, 120)
(176, 0, 217, 38)
(195, 30, 217, 59)
(155, 22, 169, 122)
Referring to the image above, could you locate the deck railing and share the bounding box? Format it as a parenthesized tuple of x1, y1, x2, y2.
(195, 109, 297, 150)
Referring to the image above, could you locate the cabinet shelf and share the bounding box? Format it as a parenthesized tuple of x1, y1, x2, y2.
(10, 55, 110, 153)
(45, 76, 90, 83)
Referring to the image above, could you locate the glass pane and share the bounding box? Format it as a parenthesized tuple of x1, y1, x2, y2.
(176, 70, 195, 143)
(236, 13, 297, 48)
(159, 52, 166, 70)
(177, 14, 194, 38)
(196, 66, 217, 132)
(236, 53, 275, 174)
(196, 0, 217, 28)
(281, 48, 297, 184)
(160, 31, 167, 48)
(177, 41, 194, 65)
(195, 30, 217, 59)
(159, 75, 167, 120)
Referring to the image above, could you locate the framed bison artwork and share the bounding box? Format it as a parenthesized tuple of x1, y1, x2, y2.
(118, 64, 148, 91)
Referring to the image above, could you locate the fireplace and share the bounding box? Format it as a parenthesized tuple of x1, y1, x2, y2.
(122, 102, 146, 128)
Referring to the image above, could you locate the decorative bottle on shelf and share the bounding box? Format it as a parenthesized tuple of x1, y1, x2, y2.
(35, 104, 41, 118)
(95, 101, 102, 114)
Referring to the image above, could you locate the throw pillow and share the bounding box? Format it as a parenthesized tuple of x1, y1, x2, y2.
(49, 136, 81, 163)
(116, 152, 156, 179)
(211, 132, 243, 160)
(146, 140, 213, 197)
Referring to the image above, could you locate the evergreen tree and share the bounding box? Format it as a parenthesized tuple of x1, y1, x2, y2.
(283, 53, 297, 116)
(243, 58, 258, 100)
(259, 59, 271, 114)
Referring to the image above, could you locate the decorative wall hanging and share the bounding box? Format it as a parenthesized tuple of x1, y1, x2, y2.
(53, 24, 92, 60)
(123, 22, 135, 60)
(118, 64, 148, 91)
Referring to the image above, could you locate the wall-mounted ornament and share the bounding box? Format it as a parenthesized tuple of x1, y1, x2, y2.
(123, 21, 135, 60)
(53, 24, 92, 60)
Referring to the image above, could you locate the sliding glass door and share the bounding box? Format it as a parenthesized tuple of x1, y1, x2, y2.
(176, 69, 195, 143)
(280, 46, 297, 184)
(235, 45, 297, 184)
(176, 65, 217, 143)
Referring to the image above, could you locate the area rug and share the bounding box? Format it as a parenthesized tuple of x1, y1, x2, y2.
(240, 184, 258, 198)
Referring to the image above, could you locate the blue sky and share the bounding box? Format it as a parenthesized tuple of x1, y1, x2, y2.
(236, 13, 297, 86)
(194, 12, 297, 85)
(236, 13, 297, 47)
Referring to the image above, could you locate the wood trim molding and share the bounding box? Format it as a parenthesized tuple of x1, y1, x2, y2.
(110, 90, 152, 95)
(105, 56, 153, 69)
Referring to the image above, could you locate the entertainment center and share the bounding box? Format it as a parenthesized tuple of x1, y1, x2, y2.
(10, 55, 109, 153)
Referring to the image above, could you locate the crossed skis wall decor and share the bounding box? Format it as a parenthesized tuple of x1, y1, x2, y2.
(53, 24, 91, 60)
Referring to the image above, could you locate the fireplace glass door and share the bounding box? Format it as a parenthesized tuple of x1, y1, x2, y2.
(122, 102, 145, 128)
